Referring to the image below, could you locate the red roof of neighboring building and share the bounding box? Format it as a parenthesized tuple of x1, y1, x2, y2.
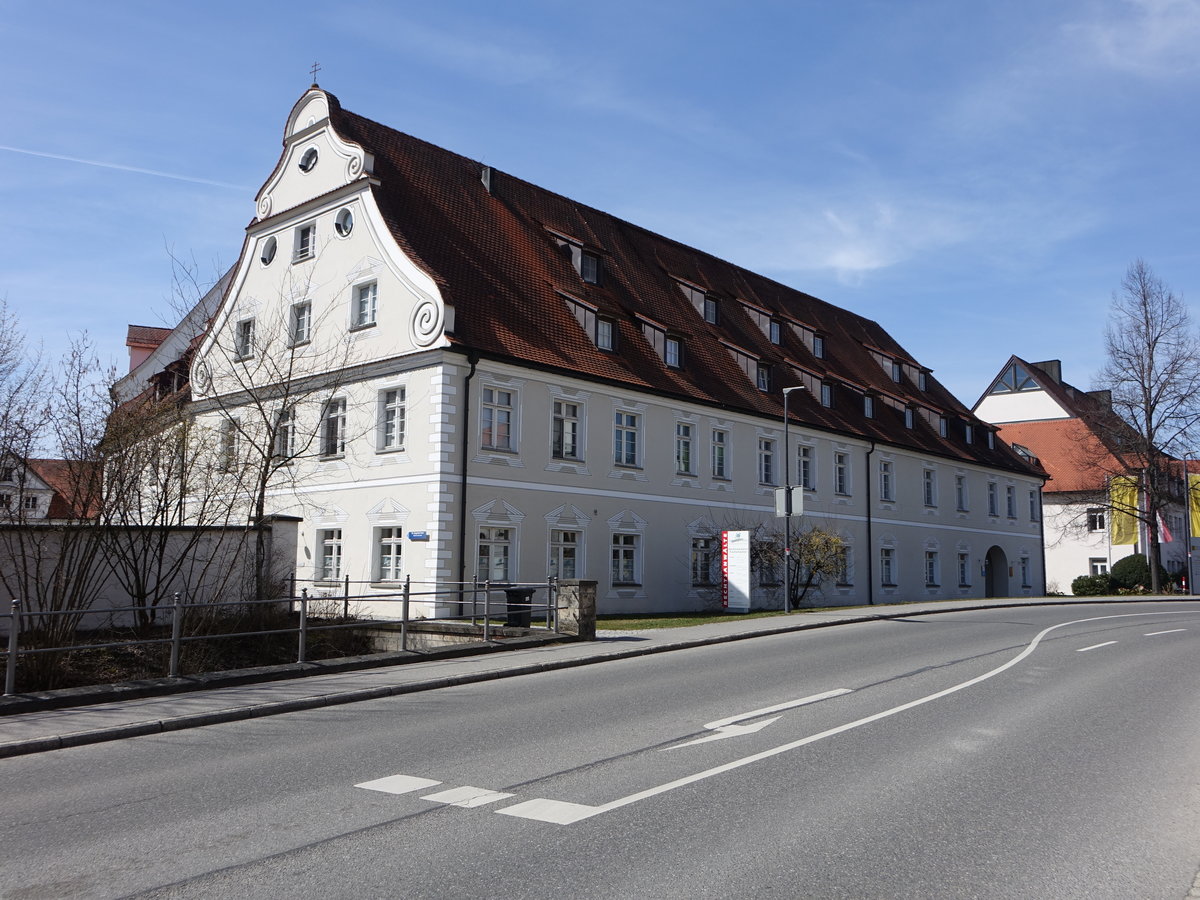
(994, 419, 1119, 492)
(126, 325, 172, 350)
(24, 458, 100, 520)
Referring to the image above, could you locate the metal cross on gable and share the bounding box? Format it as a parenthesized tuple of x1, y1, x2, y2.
(310, 61, 322, 84)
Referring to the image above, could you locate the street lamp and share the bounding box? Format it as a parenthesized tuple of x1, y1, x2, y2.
(781, 385, 806, 611)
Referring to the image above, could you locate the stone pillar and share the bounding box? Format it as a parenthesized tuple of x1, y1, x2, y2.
(556, 580, 597, 641)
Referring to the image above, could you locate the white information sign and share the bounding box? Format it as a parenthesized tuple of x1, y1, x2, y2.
(721, 530, 752, 612)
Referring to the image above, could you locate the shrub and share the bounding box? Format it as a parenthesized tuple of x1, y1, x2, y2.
(1071, 573, 1113, 596)
(1109, 553, 1168, 592)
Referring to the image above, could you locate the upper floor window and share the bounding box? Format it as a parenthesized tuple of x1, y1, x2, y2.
(334, 208, 354, 237)
(820, 383, 834, 408)
(614, 411, 639, 467)
(290, 301, 311, 346)
(0, 467, 13, 483)
(273, 407, 295, 461)
(481, 387, 514, 451)
(298, 147, 319, 173)
(321, 398, 347, 457)
(260, 236, 277, 266)
(964, 423, 974, 443)
(235, 318, 255, 360)
(905, 407, 915, 429)
(378, 388, 406, 451)
(918, 370, 929, 391)
(580, 251, 601, 285)
(553, 400, 580, 460)
(665, 337, 683, 369)
(769, 321, 782, 344)
(864, 394, 876, 418)
(294, 223, 315, 262)
(938, 416, 948, 438)
(1029, 489, 1040, 521)
(711, 430, 728, 479)
(758, 438, 776, 485)
(675, 422, 694, 475)
(891, 360, 902, 382)
(923, 468, 937, 507)
(756, 363, 771, 392)
(834, 451, 850, 495)
(812, 334, 826, 358)
(22, 495, 37, 511)
(956, 474, 968, 511)
(1087, 508, 1106, 532)
(987, 482, 999, 516)
(879, 459, 894, 502)
(703, 295, 720, 325)
(219, 418, 240, 471)
(353, 282, 378, 329)
(799, 445, 815, 490)
(597, 318, 616, 351)
(987, 430, 995, 450)
(1006, 485, 1017, 518)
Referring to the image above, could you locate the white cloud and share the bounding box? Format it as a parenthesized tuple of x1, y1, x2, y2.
(1066, 0, 1200, 77)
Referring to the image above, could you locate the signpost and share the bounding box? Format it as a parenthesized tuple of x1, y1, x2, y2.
(722, 530, 751, 612)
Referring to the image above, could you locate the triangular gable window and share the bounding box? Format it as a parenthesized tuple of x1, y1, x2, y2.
(992, 362, 1038, 394)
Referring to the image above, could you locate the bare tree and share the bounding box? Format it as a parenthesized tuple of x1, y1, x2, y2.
(1093, 259, 1200, 592)
(787, 526, 846, 609)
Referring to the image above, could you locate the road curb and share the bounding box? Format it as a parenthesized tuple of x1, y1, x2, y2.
(0, 598, 1173, 760)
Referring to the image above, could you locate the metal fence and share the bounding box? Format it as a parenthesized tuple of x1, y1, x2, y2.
(1, 576, 558, 696)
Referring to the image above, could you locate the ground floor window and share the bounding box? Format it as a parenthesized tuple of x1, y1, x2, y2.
(318, 529, 342, 582)
(478, 526, 512, 582)
(835, 546, 852, 586)
(958, 552, 971, 587)
(924, 551, 939, 587)
(691, 537, 717, 585)
(550, 529, 579, 579)
(1090, 557, 1109, 576)
(376, 527, 403, 582)
(879, 547, 896, 586)
(1020, 556, 1032, 588)
(612, 533, 640, 585)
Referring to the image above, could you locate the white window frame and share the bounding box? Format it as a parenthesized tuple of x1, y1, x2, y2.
(1020, 556, 1031, 588)
(923, 468, 937, 508)
(550, 529, 581, 579)
(611, 532, 641, 585)
(880, 547, 896, 586)
(691, 536, 718, 585)
(955, 474, 968, 511)
(234, 318, 255, 360)
(294, 222, 315, 262)
(1087, 507, 1106, 532)
(756, 363, 771, 392)
(769, 321, 782, 344)
(988, 482, 999, 517)
(219, 418, 239, 471)
(675, 422, 695, 475)
(321, 397, 347, 458)
(318, 528, 343, 582)
(879, 459, 894, 502)
(820, 383, 834, 408)
(958, 552, 971, 587)
(834, 451, 850, 496)
(813, 334, 825, 358)
(799, 444, 815, 490)
(353, 281, 378, 329)
(925, 550, 939, 587)
(614, 410, 640, 467)
(1090, 557, 1109, 576)
(376, 527, 403, 582)
(665, 337, 682, 369)
(596, 318, 615, 351)
(478, 525, 513, 582)
(481, 387, 515, 452)
(758, 438, 776, 485)
(273, 407, 294, 461)
(290, 301, 311, 346)
(378, 387, 406, 452)
(552, 399, 581, 461)
(1006, 485, 1017, 519)
(711, 429, 729, 480)
(1029, 489, 1039, 521)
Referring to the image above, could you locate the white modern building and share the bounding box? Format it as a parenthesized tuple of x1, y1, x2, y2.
(117, 86, 1046, 614)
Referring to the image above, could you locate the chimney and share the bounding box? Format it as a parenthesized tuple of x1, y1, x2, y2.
(1031, 359, 1061, 383)
(1088, 389, 1112, 408)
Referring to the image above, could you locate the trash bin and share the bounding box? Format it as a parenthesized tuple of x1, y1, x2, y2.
(503, 586, 536, 628)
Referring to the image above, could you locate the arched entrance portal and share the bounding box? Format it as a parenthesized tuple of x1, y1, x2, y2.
(984, 546, 1009, 598)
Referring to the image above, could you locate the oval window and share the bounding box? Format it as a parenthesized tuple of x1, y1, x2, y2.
(260, 236, 277, 265)
(298, 147, 318, 173)
(335, 208, 354, 237)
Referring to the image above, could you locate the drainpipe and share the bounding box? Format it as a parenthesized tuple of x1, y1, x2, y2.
(1037, 482, 1047, 596)
(865, 440, 875, 605)
(456, 353, 479, 586)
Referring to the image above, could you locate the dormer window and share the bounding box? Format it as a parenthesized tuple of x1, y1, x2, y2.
(298, 147, 318, 173)
(820, 382, 834, 408)
(704, 295, 719, 325)
(864, 394, 876, 418)
(0, 467, 13, 483)
(580, 251, 601, 285)
(769, 321, 782, 345)
(938, 416, 948, 438)
(987, 430, 996, 450)
(918, 370, 929, 391)
(665, 337, 683, 369)
(756, 363, 771, 392)
(904, 407, 915, 429)
(597, 318, 615, 350)
(965, 423, 974, 443)
(813, 334, 826, 359)
(891, 360, 902, 382)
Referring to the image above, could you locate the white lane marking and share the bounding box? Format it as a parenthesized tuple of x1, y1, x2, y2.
(498, 612, 1192, 825)
(665, 688, 853, 750)
(1077, 641, 1117, 652)
(356, 774, 442, 794)
(1145, 629, 1186, 636)
(421, 786, 515, 808)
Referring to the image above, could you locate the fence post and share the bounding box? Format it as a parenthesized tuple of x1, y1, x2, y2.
(168, 592, 183, 678)
(4, 599, 19, 696)
(483, 579, 491, 642)
(547, 577, 556, 629)
(471, 575, 479, 626)
(298, 589, 308, 663)
(401, 575, 410, 652)
(343, 574, 350, 620)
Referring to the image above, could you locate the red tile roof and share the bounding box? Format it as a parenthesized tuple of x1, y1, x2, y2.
(126, 325, 172, 349)
(248, 91, 1043, 477)
(994, 419, 1117, 492)
(24, 458, 100, 519)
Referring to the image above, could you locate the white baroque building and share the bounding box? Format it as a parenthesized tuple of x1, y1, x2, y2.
(116, 87, 1046, 615)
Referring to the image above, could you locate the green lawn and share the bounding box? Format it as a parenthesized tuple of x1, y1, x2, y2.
(596, 609, 804, 630)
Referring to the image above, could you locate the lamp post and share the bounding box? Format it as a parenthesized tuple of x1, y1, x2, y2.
(781, 386, 806, 611)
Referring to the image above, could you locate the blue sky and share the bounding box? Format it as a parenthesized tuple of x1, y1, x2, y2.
(2, 0, 1197, 405)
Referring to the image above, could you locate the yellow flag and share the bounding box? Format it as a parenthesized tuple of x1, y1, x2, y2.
(1189, 474, 1200, 537)
(1109, 475, 1139, 545)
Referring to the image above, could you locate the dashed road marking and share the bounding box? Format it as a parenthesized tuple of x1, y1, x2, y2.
(421, 786, 515, 808)
(356, 774, 442, 794)
(1076, 641, 1118, 652)
(1145, 629, 1186, 636)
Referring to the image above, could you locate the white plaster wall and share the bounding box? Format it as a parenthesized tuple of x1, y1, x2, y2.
(975, 390, 1070, 424)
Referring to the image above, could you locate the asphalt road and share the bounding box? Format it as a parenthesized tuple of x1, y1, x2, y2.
(3, 602, 1200, 899)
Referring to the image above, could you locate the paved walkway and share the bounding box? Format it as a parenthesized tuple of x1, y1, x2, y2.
(0, 595, 1177, 759)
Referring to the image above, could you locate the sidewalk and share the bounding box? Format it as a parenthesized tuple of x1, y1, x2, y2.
(0, 595, 1173, 759)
